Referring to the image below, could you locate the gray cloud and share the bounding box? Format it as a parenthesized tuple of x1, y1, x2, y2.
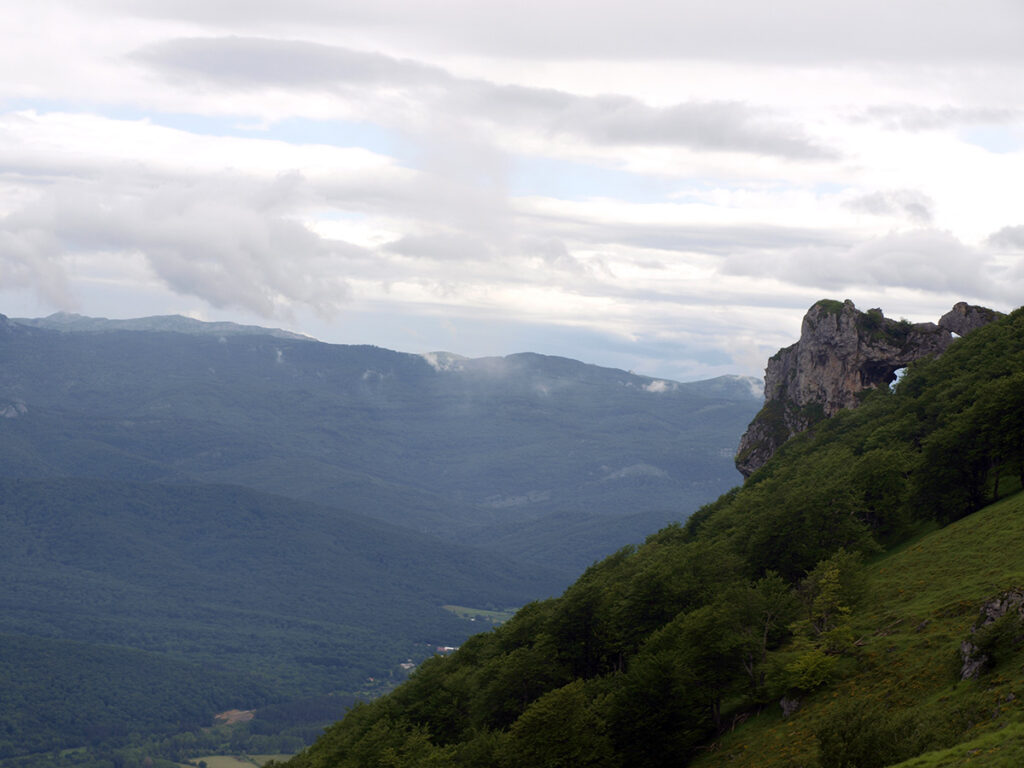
(475, 85, 836, 159)
(0, 173, 362, 317)
(385, 232, 497, 262)
(0, 228, 76, 308)
(860, 105, 1019, 131)
(521, 236, 590, 274)
(542, 217, 850, 256)
(719, 228, 992, 296)
(132, 37, 835, 159)
(131, 36, 449, 90)
(987, 225, 1024, 249)
(844, 189, 934, 224)
(383, 232, 592, 280)
(100, 0, 1024, 65)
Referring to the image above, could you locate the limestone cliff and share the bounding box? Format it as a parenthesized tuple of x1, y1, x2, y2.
(735, 299, 1001, 477)
(939, 302, 1002, 337)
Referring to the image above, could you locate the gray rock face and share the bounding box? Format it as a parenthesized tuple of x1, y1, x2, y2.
(779, 696, 801, 718)
(960, 589, 1024, 679)
(735, 299, 1001, 477)
(939, 302, 1002, 337)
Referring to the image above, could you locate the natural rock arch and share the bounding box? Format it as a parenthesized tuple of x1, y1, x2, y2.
(735, 299, 1001, 478)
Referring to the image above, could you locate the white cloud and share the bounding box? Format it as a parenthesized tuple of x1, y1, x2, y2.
(844, 189, 934, 224)
(131, 37, 836, 160)
(988, 225, 1024, 250)
(83, 0, 1024, 66)
(719, 228, 997, 297)
(861, 105, 1020, 132)
(0, 112, 392, 317)
(0, 175, 360, 316)
(643, 380, 676, 393)
(1, 0, 1023, 380)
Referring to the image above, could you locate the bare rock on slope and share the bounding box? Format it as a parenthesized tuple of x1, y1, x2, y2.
(735, 299, 1001, 478)
(939, 302, 1002, 338)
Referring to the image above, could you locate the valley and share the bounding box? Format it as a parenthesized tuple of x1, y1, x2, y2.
(0, 312, 761, 767)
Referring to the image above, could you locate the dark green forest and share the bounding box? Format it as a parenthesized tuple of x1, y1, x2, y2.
(0, 479, 558, 763)
(283, 306, 1024, 768)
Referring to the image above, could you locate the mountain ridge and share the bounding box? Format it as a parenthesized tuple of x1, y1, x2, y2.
(11, 311, 314, 340)
(12, 311, 762, 396)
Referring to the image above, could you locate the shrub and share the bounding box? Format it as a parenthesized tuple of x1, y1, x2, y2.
(816, 700, 931, 768)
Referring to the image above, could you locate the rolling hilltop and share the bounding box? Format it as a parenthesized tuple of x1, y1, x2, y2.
(0, 312, 761, 766)
(283, 303, 1024, 768)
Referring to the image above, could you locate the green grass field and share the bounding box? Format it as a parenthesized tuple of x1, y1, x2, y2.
(891, 722, 1024, 767)
(185, 754, 292, 768)
(442, 604, 518, 625)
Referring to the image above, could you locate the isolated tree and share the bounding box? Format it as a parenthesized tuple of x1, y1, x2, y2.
(731, 573, 799, 695)
(797, 548, 865, 645)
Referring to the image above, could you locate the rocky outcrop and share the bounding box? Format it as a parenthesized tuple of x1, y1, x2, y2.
(939, 302, 1002, 337)
(779, 696, 801, 718)
(960, 589, 1024, 679)
(735, 299, 1001, 477)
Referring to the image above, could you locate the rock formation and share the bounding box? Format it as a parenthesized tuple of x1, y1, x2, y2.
(939, 302, 1002, 337)
(959, 589, 1024, 679)
(735, 299, 1001, 477)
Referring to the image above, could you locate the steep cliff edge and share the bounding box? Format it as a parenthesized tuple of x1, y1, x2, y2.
(735, 299, 1001, 477)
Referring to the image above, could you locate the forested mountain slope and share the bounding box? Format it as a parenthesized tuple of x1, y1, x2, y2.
(0, 313, 760, 577)
(0, 479, 559, 762)
(285, 305, 1024, 767)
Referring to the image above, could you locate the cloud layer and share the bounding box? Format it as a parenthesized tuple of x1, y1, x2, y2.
(133, 37, 836, 159)
(2, 1, 1023, 380)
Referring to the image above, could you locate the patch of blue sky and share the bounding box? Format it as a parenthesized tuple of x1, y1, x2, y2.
(2, 97, 407, 158)
(960, 125, 1021, 154)
(508, 155, 683, 203)
(890, 366, 908, 392)
(242, 117, 407, 157)
(3, 96, 74, 113)
(507, 157, 841, 205)
(811, 181, 848, 196)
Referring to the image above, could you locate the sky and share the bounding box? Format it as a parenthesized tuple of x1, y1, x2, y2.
(2, 0, 1024, 382)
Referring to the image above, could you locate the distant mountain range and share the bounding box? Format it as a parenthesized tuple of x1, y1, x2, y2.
(1, 312, 761, 575)
(12, 310, 312, 340)
(0, 311, 761, 762)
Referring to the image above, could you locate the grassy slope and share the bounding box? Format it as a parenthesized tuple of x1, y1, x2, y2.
(694, 491, 1024, 768)
(891, 722, 1024, 768)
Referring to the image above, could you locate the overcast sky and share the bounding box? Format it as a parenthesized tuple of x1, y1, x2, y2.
(2, 0, 1023, 381)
